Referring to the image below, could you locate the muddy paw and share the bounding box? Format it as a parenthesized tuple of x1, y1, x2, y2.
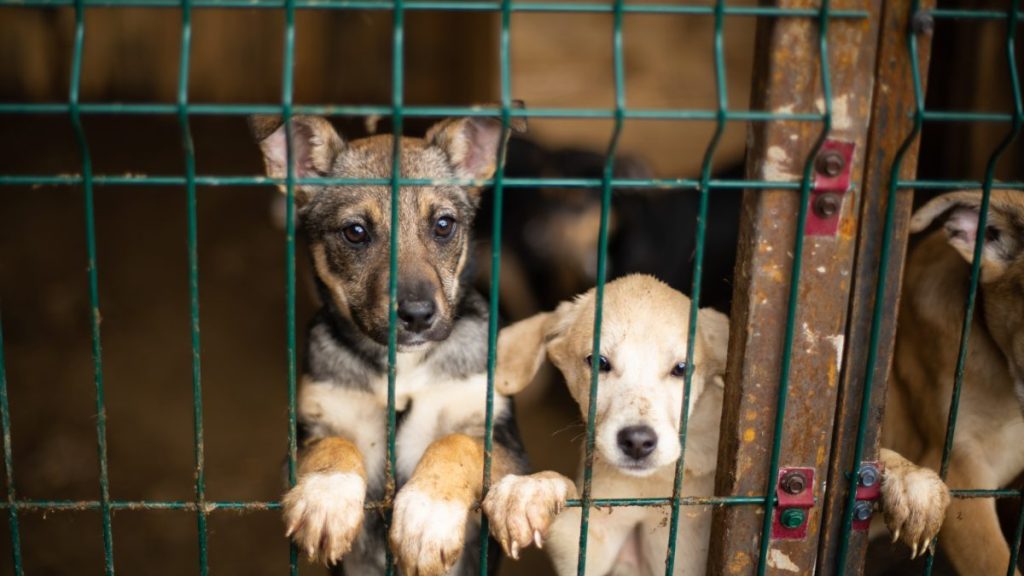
(389, 485, 470, 576)
(482, 471, 577, 560)
(879, 448, 951, 558)
(282, 471, 366, 565)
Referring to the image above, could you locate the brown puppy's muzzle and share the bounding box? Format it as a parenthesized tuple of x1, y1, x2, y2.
(393, 280, 452, 348)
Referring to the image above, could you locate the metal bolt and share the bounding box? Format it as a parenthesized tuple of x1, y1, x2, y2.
(911, 10, 934, 35)
(780, 471, 807, 495)
(780, 508, 807, 529)
(858, 464, 879, 488)
(816, 150, 845, 177)
(813, 193, 842, 219)
(853, 501, 874, 522)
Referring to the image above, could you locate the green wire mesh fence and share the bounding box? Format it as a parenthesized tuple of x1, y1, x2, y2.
(0, 0, 1022, 575)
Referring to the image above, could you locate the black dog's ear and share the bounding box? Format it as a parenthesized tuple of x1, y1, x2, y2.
(425, 101, 527, 186)
(911, 190, 1024, 282)
(249, 115, 345, 204)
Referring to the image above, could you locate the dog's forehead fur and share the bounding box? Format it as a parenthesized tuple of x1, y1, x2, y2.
(300, 134, 479, 235)
(556, 274, 693, 355)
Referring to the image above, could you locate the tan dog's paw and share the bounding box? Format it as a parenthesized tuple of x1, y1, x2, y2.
(482, 471, 577, 559)
(879, 448, 950, 558)
(389, 485, 470, 576)
(282, 472, 366, 565)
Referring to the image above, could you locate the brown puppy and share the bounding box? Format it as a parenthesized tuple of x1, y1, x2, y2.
(882, 190, 1024, 574)
(250, 114, 528, 575)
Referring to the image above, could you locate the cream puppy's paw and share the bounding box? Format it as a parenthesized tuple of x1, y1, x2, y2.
(482, 471, 577, 559)
(389, 485, 470, 576)
(282, 471, 366, 565)
(879, 448, 951, 558)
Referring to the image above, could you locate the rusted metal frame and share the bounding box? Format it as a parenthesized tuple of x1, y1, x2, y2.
(816, 0, 936, 572)
(708, 0, 883, 573)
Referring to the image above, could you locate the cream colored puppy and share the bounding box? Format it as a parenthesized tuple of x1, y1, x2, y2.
(483, 274, 727, 575)
(484, 274, 950, 575)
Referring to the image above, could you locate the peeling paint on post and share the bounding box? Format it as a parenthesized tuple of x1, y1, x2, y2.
(707, 0, 884, 572)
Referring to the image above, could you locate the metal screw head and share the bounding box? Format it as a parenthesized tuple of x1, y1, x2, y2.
(780, 471, 807, 495)
(853, 501, 874, 522)
(911, 10, 934, 35)
(816, 150, 845, 177)
(780, 508, 807, 529)
(813, 193, 842, 219)
(858, 464, 879, 488)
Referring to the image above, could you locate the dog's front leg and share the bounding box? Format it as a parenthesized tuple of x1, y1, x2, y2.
(283, 437, 367, 566)
(390, 433, 512, 576)
(389, 434, 480, 576)
(877, 448, 949, 557)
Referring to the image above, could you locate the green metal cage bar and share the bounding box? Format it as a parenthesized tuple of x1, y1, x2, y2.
(477, 0, 514, 568)
(383, 0, 405, 572)
(0, 315, 22, 576)
(176, 0, 210, 571)
(64, 0, 118, 571)
(753, 0, 834, 572)
(663, 0, 724, 571)
(833, 0, 926, 570)
(574, 0, 624, 570)
(278, 0, 300, 571)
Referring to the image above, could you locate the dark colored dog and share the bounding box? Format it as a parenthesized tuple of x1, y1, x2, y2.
(250, 113, 527, 576)
(475, 139, 743, 322)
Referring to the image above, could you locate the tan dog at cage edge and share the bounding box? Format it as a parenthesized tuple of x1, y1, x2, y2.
(882, 190, 1024, 576)
(484, 274, 950, 575)
(249, 112, 531, 576)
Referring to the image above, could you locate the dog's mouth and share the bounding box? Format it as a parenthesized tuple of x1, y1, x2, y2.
(614, 458, 660, 477)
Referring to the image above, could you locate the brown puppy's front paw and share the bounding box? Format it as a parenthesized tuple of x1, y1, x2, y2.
(482, 471, 576, 560)
(282, 472, 366, 565)
(879, 448, 950, 558)
(389, 485, 470, 576)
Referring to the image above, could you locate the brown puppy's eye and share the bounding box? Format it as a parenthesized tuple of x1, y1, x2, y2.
(342, 224, 370, 245)
(671, 361, 688, 378)
(584, 354, 611, 373)
(434, 216, 456, 240)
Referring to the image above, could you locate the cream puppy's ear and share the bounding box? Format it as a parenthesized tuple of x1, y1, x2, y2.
(495, 312, 553, 396)
(494, 298, 578, 395)
(697, 307, 730, 378)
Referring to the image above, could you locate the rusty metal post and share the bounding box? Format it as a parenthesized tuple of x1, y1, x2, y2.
(817, 0, 937, 572)
(708, 0, 884, 573)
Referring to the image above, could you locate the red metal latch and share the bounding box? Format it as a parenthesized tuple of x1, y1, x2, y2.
(772, 467, 815, 539)
(806, 140, 855, 237)
(852, 461, 881, 532)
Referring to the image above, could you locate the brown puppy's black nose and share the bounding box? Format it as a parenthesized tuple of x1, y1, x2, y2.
(617, 425, 658, 460)
(397, 300, 436, 333)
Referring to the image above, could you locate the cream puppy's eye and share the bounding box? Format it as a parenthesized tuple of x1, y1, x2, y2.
(671, 361, 688, 377)
(584, 354, 611, 373)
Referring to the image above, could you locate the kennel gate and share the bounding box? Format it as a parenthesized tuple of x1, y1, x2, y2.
(0, 0, 1021, 574)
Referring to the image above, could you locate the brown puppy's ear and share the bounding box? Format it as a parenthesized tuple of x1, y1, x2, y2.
(248, 115, 345, 204)
(911, 191, 1024, 282)
(426, 102, 527, 187)
(495, 312, 552, 396)
(697, 307, 730, 378)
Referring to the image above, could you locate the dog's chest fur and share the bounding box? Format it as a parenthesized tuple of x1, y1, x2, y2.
(297, 293, 515, 488)
(300, 362, 508, 487)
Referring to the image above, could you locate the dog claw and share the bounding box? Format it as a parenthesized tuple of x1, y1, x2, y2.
(533, 530, 543, 549)
(511, 541, 520, 560)
(911, 542, 918, 559)
(892, 529, 900, 544)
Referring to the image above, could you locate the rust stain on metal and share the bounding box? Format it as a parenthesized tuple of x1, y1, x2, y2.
(708, 0, 886, 570)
